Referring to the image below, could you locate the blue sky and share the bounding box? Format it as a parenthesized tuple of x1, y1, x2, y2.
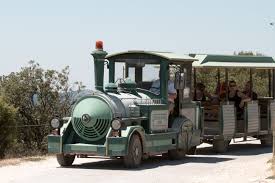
(0, 0, 274, 89)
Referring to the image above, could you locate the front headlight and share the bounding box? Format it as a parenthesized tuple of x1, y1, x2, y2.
(51, 118, 61, 128)
(111, 119, 121, 130)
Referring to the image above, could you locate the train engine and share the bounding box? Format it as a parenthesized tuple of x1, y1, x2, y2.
(48, 41, 201, 168)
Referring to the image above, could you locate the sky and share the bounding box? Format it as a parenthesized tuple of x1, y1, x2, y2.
(0, 0, 274, 89)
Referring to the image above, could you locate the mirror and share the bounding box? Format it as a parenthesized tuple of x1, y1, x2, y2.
(174, 71, 185, 89)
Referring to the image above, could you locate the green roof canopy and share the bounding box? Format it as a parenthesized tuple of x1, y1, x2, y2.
(106, 50, 197, 64)
(192, 54, 275, 69)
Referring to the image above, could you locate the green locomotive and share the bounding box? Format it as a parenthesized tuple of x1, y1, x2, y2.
(48, 41, 201, 168)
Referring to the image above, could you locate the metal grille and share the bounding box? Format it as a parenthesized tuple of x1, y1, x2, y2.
(134, 98, 162, 105)
(72, 117, 110, 141)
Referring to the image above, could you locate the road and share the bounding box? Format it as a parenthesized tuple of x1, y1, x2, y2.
(0, 139, 274, 183)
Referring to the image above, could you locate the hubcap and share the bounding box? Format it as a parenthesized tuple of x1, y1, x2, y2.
(135, 147, 139, 157)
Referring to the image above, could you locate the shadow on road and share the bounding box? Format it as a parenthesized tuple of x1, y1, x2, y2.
(61, 155, 234, 171)
(196, 143, 272, 156)
(58, 142, 271, 170)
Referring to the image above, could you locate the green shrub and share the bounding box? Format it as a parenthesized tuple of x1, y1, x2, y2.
(0, 96, 17, 158)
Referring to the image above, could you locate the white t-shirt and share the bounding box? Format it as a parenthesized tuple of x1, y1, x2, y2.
(150, 79, 177, 95)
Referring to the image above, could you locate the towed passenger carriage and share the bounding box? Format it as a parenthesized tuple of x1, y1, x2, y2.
(191, 54, 275, 152)
(48, 42, 201, 168)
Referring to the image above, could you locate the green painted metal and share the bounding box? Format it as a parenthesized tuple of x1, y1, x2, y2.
(104, 83, 118, 93)
(106, 50, 197, 63)
(91, 49, 108, 91)
(108, 60, 115, 83)
(160, 60, 168, 104)
(192, 54, 275, 68)
(72, 96, 112, 142)
(48, 135, 61, 153)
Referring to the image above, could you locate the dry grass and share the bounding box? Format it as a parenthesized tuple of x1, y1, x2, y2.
(0, 155, 49, 167)
(272, 158, 275, 178)
(267, 157, 275, 180)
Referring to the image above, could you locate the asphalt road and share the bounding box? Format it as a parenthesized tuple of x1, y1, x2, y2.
(0, 139, 274, 183)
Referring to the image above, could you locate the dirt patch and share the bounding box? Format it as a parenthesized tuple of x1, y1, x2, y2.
(0, 155, 50, 167)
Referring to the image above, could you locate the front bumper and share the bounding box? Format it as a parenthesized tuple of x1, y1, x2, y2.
(48, 135, 128, 156)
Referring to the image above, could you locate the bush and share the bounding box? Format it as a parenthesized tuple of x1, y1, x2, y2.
(0, 96, 17, 158)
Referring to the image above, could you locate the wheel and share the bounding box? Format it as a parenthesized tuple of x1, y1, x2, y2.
(168, 148, 186, 160)
(123, 134, 142, 168)
(186, 146, 197, 155)
(56, 154, 75, 166)
(213, 140, 230, 153)
(260, 134, 273, 147)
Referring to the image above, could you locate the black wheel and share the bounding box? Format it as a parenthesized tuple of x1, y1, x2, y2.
(213, 140, 230, 153)
(123, 134, 142, 168)
(56, 154, 75, 166)
(260, 134, 273, 147)
(168, 148, 186, 160)
(187, 146, 197, 155)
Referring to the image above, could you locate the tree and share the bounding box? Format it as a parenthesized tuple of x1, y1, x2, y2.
(0, 61, 72, 151)
(0, 96, 17, 158)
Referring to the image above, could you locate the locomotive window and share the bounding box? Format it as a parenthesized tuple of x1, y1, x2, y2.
(128, 67, 135, 81)
(143, 64, 159, 82)
(114, 62, 125, 81)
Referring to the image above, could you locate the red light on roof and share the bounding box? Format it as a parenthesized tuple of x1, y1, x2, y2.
(96, 40, 103, 50)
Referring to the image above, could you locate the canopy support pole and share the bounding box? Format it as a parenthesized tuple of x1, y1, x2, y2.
(225, 68, 229, 104)
(217, 68, 221, 95)
(268, 70, 272, 97)
(193, 68, 197, 100)
(249, 69, 253, 100)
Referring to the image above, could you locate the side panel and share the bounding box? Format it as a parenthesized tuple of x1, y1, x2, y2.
(180, 102, 200, 129)
(270, 101, 275, 131)
(247, 102, 260, 133)
(150, 110, 169, 131)
(222, 104, 235, 137)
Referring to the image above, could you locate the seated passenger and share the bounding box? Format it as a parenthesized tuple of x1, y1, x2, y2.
(150, 79, 160, 95)
(228, 80, 250, 118)
(193, 83, 211, 101)
(168, 80, 177, 113)
(242, 81, 258, 100)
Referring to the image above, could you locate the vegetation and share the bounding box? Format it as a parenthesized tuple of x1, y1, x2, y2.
(0, 97, 17, 158)
(0, 61, 73, 158)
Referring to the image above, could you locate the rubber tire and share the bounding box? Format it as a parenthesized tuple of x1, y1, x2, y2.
(56, 154, 75, 166)
(213, 140, 230, 153)
(186, 146, 197, 155)
(261, 134, 273, 147)
(123, 134, 143, 168)
(168, 149, 186, 160)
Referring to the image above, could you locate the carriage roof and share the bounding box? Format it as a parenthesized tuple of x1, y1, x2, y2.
(106, 50, 197, 64)
(191, 54, 275, 69)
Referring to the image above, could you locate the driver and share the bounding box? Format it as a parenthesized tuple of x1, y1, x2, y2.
(150, 78, 177, 113)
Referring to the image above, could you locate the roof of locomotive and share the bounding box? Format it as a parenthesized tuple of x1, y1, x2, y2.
(106, 50, 197, 64)
(191, 54, 275, 69)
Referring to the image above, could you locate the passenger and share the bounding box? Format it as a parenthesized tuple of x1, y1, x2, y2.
(243, 81, 258, 100)
(193, 83, 211, 101)
(168, 80, 177, 113)
(149, 75, 177, 113)
(150, 79, 160, 95)
(228, 80, 250, 118)
(219, 82, 227, 102)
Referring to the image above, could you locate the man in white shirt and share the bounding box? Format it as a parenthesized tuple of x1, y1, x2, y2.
(150, 79, 177, 113)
